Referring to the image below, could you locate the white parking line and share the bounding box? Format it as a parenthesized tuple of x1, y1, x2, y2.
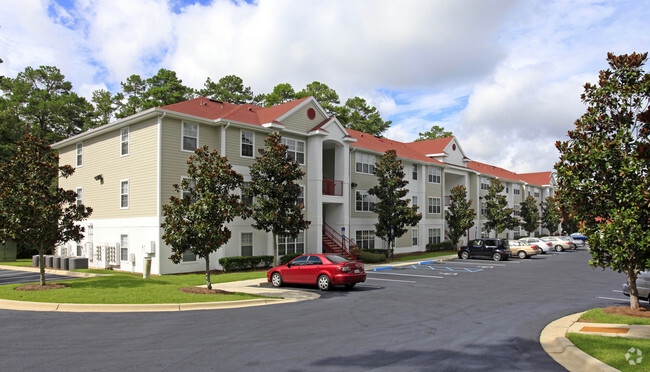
(369, 272, 443, 279)
(366, 278, 416, 283)
(431, 261, 508, 267)
(598, 296, 629, 302)
(611, 290, 623, 293)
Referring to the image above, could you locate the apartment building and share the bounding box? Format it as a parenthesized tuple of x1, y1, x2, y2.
(52, 97, 555, 275)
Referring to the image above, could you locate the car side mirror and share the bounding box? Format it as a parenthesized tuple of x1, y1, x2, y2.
(287, 262, 292, 268)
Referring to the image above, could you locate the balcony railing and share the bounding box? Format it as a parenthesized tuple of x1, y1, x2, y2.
(323, 179, 343, 196)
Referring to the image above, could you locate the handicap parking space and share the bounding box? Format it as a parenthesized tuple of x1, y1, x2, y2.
(0, 268, 80, 285)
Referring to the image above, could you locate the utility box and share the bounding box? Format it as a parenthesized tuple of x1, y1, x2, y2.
(143, 256, 152, 279)
(0, 240, 17, 262)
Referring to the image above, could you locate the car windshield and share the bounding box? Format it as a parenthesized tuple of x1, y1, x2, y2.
(325, 255, 349, 264)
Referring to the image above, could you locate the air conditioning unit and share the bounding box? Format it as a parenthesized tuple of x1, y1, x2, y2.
(129, 253, 136, 264)
(145, 241, 156, 255)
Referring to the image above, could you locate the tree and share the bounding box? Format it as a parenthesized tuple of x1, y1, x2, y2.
(519, 195, 540, 236)
(247, 132, 310, 266)
(116, 74, 147, 118)
(445, 185, 475, 248)
(161, 146, 247, 289)
(0, 96, 24, 164)
(555, 52, 650, 310)
(296, 81, 340, 116)
(0, 66, 94, 143)
(262, 83, 296, 107)
(338, 96, 391, 137)
(540, 196, 561, 235)
(91, 89, 123, 127)
(144, 68, 194, 108)
(415, 125, 453, 141)
(200, 75, 254, 104)
(368, 150, 422, 257)
(483, 178, 518, 238)
(0, 134, 92, 285)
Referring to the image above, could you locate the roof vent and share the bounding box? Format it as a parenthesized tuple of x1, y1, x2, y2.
(248, 107, 253, 111)
(208, 98, 223, 104)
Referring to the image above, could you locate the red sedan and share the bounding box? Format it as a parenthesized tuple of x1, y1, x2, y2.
(267, 254, 366, 291)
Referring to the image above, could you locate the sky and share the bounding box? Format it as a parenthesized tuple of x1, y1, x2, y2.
(1, 0, 649, 173)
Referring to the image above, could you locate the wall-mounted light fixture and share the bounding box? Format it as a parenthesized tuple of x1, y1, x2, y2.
(351, 182, 358, 188)
(94, 174, 104, 185)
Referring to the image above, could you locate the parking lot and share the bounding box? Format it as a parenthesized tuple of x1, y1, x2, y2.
(0, 268, 80, 285)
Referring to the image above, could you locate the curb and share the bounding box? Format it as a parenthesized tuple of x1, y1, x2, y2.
(366, 254, 457, 272)
(540, 312, 619, 372)
(0, 265, 108, 277)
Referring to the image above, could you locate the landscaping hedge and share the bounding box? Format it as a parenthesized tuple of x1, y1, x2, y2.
(426, 241, 454, 252)
(280, 252, 303, 265)
(218, 255, 274, 272)
(358, 251, 386, 263)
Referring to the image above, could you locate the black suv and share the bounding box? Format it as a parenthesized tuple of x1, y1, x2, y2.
(458, 238, 511, 261)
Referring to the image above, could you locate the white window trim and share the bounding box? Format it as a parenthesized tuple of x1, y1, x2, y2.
(76, 142, 83, 168)
(427, 166, 441, 184)
(120, 126, 130, 157)
(355, 153, 376, 175)
(241, 232, 253, 256)
(355, 190, 375, 212)
(240, 130, 255, 158)
(181, 122, 199, 153)
(412, 228, 419, 246)
(76, 187, 83, 207)
(282, 137, 306, 165)
(120, 179, 129, 209)
(120, 234, 129, 262)
(180, 176, 196, 200)
(428, 197, 441, 214)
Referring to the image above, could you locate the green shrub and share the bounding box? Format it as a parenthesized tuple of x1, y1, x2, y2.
(218, 255, 274, 272)
(358, 251, 386, 263)
(280, 252, 303, 265)
(362, 248, 391, 255)
(426, 241, 454, 252)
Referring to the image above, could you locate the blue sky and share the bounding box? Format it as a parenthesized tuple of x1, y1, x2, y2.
(2, 0, 649, 173)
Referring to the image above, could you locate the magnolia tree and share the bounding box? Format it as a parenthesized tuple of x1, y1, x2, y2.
(444, 185, 475, 249)
(519, 195, 540, 236)
(161, 146, 248, 289)
(247, 133, 310, 266)
(483, 178, 518, 238)
(368, 150, 421, 257)
(555, 52, 650, 310)
(0, 134, 92, 285)
(540, 196, 561, 235)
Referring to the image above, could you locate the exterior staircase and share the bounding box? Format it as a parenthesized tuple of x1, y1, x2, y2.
(322, 223, 361, 260)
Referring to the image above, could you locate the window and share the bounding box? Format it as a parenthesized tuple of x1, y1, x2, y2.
(297, 185, 305, 207)
(120, 180, 129, 209)
(355, 230, 375, 249)
(241, 130, 254, 157)
(412, 195, 418, 209)
(278, 232, 305, 255)
(76, 143, 83, 167)
(120, 234, 128, 261)
(514, 205, 521, 217)
(76, 187, 83, 207)
(355, 153, 376, 174)
(241, 232, 253, 257)
(241, 182, 253, 205)
(306, 255, 323, 265)
(534, 188, 540, 198)
(428, 228, 441, 244)
(481, 226, 489, 238)
(412, 228, 418, 246)
(514, 226, 521, 238)
(182, 251, 197, 262)
(182, 123, 198, 152)
(481, 177, 490, 190)
(181, 177, 196, 200)
(481, 201, 487, 216)
(513, 184, 521, 195)
(120, 127, 129, 156)
(282, 138, 305, 165)
(428, 197, 441, 214)
(412, 164, 418, 180)
(355, 191, 375, 212)
(428, 166, 441, 183)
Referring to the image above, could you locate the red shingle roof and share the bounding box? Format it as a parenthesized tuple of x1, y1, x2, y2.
(405, 137, 454, 155)
(519, 172, 553, 186)
(348, 129, 445, 165)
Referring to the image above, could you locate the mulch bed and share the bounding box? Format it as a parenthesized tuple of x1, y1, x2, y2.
(600, 306, 650, 318)
(178, 287, 234, 295)
(15, 283, 71, 291)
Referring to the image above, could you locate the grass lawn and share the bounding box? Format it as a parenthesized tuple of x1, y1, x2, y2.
(580, 308, 650, 326)
(0, 269, 269, 304)
(0, 259, 35, 267)
(389, 251, 456, 262)
(567, 333, 650, 371)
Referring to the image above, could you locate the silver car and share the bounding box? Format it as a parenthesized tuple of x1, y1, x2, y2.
(518, 237, 552, 254)
(623, 272, 650, 301)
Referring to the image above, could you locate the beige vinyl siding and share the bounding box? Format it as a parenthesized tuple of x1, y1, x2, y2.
(280, 103, 328, 133)
(160, 118, 221, 206)
(350, 151, 378, 218)
(224, 126, 266, 167)
(58, 118, 159, 219)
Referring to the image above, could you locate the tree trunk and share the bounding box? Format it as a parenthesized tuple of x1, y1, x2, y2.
(273, 232, 278, 267)
(627, 270, 640, 310)
(205, 255, 212, 290)
(38, 244, 46, 286)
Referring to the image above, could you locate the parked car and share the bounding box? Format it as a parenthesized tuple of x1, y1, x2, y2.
(570, 232, 588, 245)
(541, 236, 576, 252)
(623, 271, 650, 302)
(267, 254, 366, 291)
(519, 237, 552, 254)
(458, 238, 511, 261)
(561, 235, 583, 247)
(507, 240, 540, 259)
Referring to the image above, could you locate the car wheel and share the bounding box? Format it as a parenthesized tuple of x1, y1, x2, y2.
(518, 251, 527, 259)
(461, 251, 470, 259)
(555, 245, 564, 252)
(492, 252, 502, 261)
(344, 283, 356, 289)
(270, 272, 283, 287)
(317, 275, 332, 291)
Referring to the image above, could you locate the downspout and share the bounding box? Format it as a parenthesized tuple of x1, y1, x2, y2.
(349, 147, 356, 248)
(156, 111, 166, 276)
(221, 121, 230, 155)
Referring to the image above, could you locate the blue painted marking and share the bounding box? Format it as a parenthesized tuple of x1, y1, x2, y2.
(373, 266, 393, 271)
(463, 268, 484, 272)
(419, 261, 435, 265)
(411, 265, 418, 269)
